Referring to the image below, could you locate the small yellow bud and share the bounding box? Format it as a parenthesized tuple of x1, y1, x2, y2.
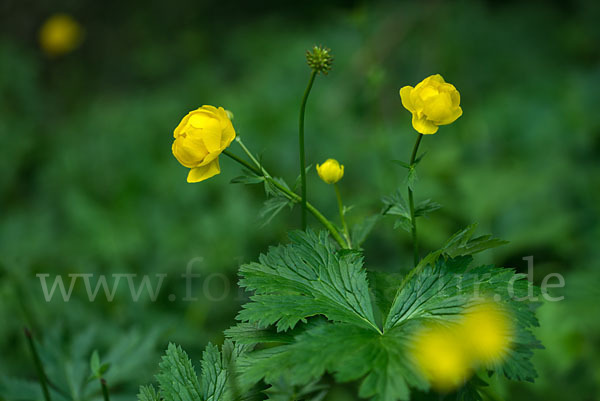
(399, 74, 462, 135)
(39, 14, 83, 57)
(316, 159, 344, 184)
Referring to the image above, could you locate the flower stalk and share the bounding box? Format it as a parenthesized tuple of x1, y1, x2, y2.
(298, 70, 318, 230)
(222, 148, 348, 249)
(100, 379, 110, 401)
(24, 328, 51, 401)
(408, 134, 423, 266)
(334, 184, 352, 248)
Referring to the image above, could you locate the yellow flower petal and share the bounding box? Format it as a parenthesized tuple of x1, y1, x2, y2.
(217, 107, 236, 148)
(412, 114, 439, 135)
(436, 106, 463, 126)
(172, 136, 209, 168)
(399, 86, 415, 112)
(187, 159, 221, 183)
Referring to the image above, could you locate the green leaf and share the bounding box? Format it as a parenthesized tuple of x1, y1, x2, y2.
(381, 191, 411, 232)
(417, 224, 508, 269)
(90, 349, 100, 377)
(137, 385, 161, 401)
(391, 160, 411, 169)
(258, 196, 293, 227)
(367, 271, 404, 320)
(413, 199, 441, 218)
(351, 215, 380, 247)
(413, 151, 427, 165)
(455, 376, 487, 401)
(264, 377, 328, 401)
(264, 176, 291, 198)
(237, 322, 428, 401)
(238, 230, 380, 333)
(406, 167, 418, 191)
(225, 323, 296, 346)
(144, 341, 251, 401)
(156, 343, 203, 401)
(230, 170, 265, 185)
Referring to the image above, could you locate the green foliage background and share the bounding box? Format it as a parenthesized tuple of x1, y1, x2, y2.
(1, 0, 599, 400)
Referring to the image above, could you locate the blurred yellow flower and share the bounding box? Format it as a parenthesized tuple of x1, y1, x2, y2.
(316, 158, 344, 184)
(412, 300, 514, 392)
(39, 14, 83, 57)
(460, 301, 513, 365)
(172, 105, 236, 183)
(412, 325, 472, 392)
(399, 74, 462, 135)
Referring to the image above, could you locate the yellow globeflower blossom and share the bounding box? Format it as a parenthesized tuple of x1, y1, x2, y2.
(316, 159, 344, 184)
(39, 14, 83, 57)
(460, 301, 513, 365)
(412, 325, 472, 392)
(172, 105, 236, 183)
(399, 74, 462, 135)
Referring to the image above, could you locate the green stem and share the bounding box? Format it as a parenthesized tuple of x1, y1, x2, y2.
(222, 149, 347, 249)
(24, 328, 51, 401)
(299, 70, 318, 230)
(334, 184, 352, 248)
(408, 134, 423, 267)
(100, 379, 110, 401)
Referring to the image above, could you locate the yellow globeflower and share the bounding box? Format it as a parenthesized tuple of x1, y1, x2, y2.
(39, 14, 83, 57)
(399, 74, 462, 135)
(460, 301, 513, 365)
(172, 106, 236, 183)
(316, 159, 344, 184)
(412, 325, 472, 392)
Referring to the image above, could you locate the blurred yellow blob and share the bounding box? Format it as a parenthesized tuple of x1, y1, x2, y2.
(412, 300, 513, 393)
(412, 325, 472, 392)
(460, 301, 513, 365)
(39, 14, 83, 56)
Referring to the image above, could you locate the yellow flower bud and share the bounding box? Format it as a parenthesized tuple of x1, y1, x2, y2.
(460, 301, 513, 365)
(39, 14, 83, 57)
(399, 74, 462, 135)
(412, 325, 472, 392)
(316, 159, 344, 184)
(172, 105, 236, 183)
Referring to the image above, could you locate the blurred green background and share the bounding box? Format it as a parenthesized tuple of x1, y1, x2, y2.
(1, 0, 599, 400)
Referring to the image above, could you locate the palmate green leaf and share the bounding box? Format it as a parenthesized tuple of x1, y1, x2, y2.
(232, 229, 542, 401)
(237, 230, 380, 333)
